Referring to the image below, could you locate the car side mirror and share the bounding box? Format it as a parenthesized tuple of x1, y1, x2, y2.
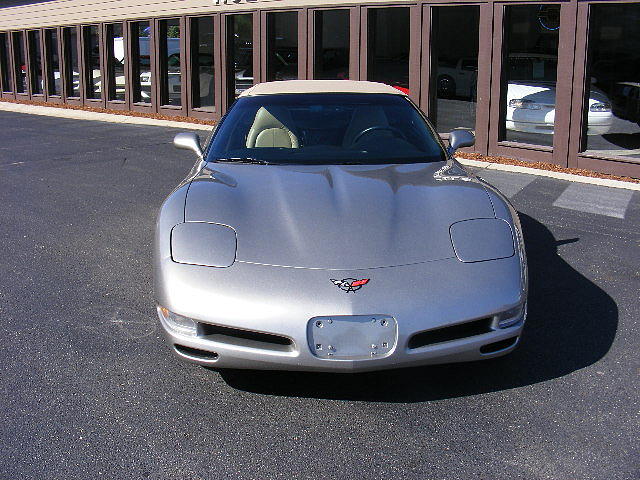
(174, 132, 203, 158)
(447, 129, 475, 156)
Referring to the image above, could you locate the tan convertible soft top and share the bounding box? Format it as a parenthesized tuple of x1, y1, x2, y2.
(239, 80, 407, 97)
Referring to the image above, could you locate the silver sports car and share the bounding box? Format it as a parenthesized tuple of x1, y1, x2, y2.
(154, 80, 527, 372)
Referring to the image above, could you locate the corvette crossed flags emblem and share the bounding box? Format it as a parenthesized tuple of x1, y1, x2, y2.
(330, 278, 370, 293)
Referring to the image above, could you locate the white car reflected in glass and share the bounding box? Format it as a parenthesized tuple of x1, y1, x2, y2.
(506, 81, 612, 136)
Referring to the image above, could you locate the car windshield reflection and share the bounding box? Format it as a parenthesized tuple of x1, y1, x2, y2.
(207, 93, 446, 165)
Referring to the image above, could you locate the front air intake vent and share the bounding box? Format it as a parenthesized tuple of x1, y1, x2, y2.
(199, 323, 294, 352)
(408, 317, 493, 349)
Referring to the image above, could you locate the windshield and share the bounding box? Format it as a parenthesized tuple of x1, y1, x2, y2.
(206, 93, 446, 165)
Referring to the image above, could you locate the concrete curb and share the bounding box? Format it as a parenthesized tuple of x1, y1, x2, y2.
(458, 157, 640, 192)
(0, 100, 212, 131)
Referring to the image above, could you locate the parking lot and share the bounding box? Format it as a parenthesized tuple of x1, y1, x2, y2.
(1, 111, 638, 479)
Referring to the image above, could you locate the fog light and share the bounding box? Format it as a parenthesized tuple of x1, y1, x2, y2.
(496, 303, 526, 329)
(157, 306, 197, 336)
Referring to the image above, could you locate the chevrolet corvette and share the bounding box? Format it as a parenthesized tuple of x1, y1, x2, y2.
(154, 80, 527, 372)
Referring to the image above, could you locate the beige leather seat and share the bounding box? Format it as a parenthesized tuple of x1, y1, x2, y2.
(246, 107, 300, 148)
(342, 106, 390, 147)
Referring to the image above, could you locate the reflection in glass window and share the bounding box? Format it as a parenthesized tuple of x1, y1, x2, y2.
(583, 4, 639, 159)
(431, 6, 479, 134)
(367, 8, 409, 90)
(501, 5, 560, 147)
(84, 26, 101, 99)
(314, 10, 349, 80)
(226, 14, 253, 102)
(131, 21, 151, 104)
(266, 11, 298, 82)
(63, 27, 80, 97)
(0, 33, 12, 92)
(106, 23, 125, 101)
(160, 18, 181, 106)
(28, 31, 43, 94)
(191, 17, 215, 112)
(45, 29, 60, 96)
(13, 32, 26, 93)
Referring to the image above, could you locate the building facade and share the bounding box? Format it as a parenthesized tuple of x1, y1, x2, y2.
(0, 0, 639, 177)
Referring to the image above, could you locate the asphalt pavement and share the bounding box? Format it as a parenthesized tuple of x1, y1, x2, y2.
(1, 111, 638, 480)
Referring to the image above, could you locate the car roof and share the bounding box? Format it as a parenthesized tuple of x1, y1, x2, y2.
(239, 80, 408, 97)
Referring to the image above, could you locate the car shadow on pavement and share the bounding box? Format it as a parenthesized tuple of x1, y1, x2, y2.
(217, 213, 618, 402)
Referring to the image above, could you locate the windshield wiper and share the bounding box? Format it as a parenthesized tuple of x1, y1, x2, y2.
(214, 157, 269, 165)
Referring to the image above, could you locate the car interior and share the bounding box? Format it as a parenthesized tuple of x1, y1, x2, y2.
(208, 94, 446, 164)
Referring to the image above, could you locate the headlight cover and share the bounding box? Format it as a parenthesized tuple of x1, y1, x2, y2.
(508, 99, 542, 110)
(450, 218, 515, 263)
(590, 102, 611, 112)
(157, 306, 197, 336)
(171, 222, 237, 268)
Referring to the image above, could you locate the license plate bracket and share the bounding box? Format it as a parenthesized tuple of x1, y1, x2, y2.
(307, 315, 397, 360)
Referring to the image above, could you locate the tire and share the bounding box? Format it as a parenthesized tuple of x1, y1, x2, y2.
(437, 75, 456, 99)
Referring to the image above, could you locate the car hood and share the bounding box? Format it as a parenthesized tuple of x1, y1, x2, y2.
(184, 162, 496, 269)
(507, 81, 610, 105)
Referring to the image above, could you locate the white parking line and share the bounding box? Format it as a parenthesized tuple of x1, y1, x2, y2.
(553, 183, 634, 219)
(476, 169, 537, 198)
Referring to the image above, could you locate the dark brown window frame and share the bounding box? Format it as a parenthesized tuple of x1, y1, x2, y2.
(567, 0, 640, 178)
(12, 30, 28, 98)
(155, 16, 186, 116)
(104, 22, 129, 109)
(81, 24, 106, 107)
(0, 31, 15, 97)
(127, 19, 155, 112)
(185, 14, 221, 121)
(307, 7, 359, 81)
(61, 25, 83, 105)
(420, 2, 492, 156)
(260, 8, 308, 83)
(360, 4, 422, 106)
(43, 27, 63, 103)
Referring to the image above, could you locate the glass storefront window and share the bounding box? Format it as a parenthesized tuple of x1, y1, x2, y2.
(431, 6, 479, 134)
(367, 8, 410, 90)
(84, 25, 102, 99)
(226, 14, 253, 102)
(266, 11, 298, 82)
(63, 27, 80, 97)
(314, 10, 349, 80)
(13, 32, 26, 93)
(500, 5, 560, 147)
(159, 18, 182, 106)
(582, 4, 640, 160)
(0, 33, 12, 92)
(28, 31, 43, 95)
(191, 17, 215, 112)
(45, 29, 60, 96)
(106, 23, 125, 101)
(131, 21, 151, 104)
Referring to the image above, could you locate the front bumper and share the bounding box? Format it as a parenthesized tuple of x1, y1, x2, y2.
(161, 315, 524, 372)
(155, 256, 527, 372)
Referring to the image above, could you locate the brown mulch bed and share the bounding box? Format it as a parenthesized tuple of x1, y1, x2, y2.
(0, 97, 217, 126)
(457, 152, 640, 184)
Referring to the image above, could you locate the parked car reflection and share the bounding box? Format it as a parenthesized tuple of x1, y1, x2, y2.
(506, 81, 612, 135)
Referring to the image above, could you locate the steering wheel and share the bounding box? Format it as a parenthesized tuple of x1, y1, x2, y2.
(352, 125, 407, 145)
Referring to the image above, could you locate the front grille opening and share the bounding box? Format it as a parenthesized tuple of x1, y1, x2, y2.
(174, 344, 219, 362)
(198, 323, 294, 352)
(480, 336, 519, 354)
(408, 317, 493, 349)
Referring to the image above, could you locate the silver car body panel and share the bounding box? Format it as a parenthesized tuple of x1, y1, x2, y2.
(154, 155, 527, 372)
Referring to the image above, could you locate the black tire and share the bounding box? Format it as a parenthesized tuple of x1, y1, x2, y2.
(437, 75, 456, 98)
